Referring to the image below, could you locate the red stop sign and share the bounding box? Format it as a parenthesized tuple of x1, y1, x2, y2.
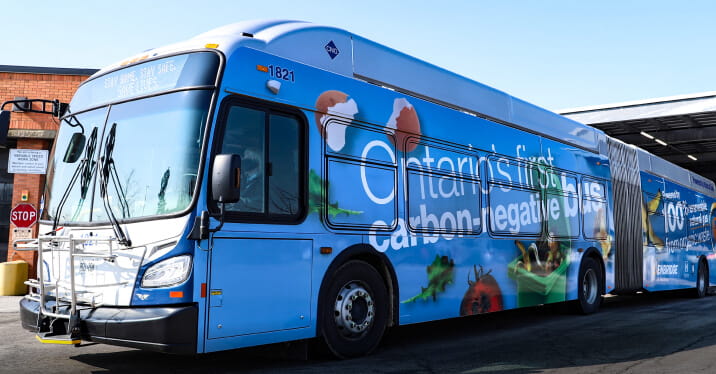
(11, 203, 37, 228)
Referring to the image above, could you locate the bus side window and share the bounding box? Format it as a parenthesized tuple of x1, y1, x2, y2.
(405, 140, 481, 236)
(546, 172, 579, 239)
(582, 179, 608, 240)
(219, 101, 304, 222)
(486, 156, 541, 237)
(221, 106, 267, 213)
(324, 121, 397, 230)
(268, 114, 301, 215)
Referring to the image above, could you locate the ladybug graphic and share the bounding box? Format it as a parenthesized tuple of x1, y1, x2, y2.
(460, 265, 504, 316)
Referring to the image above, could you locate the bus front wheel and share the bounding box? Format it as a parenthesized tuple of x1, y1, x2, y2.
(577, 256, 603, 314)
(320, 260, 389, 358)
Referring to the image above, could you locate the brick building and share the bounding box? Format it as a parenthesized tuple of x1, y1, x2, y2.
(0, 65, 97, 275)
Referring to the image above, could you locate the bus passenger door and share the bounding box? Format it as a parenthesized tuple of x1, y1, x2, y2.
(207, 238, 312, 339)
(206, 98, 311, 339)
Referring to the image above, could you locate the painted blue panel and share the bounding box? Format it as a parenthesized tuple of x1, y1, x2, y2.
(205, 326, 313, 353)
(208, 238, 312, 339)
(541, 137, 610, 180)
(263, 25, 354, 77)
(510, 97, 597, 151)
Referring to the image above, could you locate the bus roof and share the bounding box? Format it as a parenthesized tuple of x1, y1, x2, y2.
(636, 145, 716, 197)
(608, 136, 716, 197)
(95, 20, 606, 153)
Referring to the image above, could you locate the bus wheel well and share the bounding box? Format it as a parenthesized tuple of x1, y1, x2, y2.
(317, 244, 398, 332)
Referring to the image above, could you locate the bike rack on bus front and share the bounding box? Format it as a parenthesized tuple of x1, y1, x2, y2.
(16, 235, 121, 344)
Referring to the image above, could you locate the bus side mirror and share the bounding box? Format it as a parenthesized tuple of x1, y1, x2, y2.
(63, 133, 86, 163)
(212, 154, 241, 203)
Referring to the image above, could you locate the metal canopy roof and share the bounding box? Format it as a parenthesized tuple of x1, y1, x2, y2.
(559, 92, 716, 182)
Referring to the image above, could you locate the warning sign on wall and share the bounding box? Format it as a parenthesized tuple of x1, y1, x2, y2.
(8, 149, 48, 174)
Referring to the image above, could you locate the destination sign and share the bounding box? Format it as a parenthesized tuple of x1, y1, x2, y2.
(102, 56, 187, 99)
(70, 52, 219, 111)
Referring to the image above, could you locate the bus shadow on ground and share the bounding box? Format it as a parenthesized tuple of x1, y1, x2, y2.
(70, 291, 716, 374)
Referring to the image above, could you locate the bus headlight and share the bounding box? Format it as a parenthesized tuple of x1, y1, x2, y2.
(141, 255, 192, 288)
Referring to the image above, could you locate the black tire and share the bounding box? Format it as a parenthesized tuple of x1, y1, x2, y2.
(577, 256, 603, 314)
(695, 260, 709, 298)
(320, 260, 389, 359)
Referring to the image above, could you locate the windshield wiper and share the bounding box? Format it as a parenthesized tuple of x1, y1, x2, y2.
(99, 123, 131, 246)
(52, 124, 98, 232)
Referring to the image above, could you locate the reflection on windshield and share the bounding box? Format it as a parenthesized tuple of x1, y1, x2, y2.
(44, 90, 211, 223)
(45, 109, 107, 223)
(157, 168, 171, 214)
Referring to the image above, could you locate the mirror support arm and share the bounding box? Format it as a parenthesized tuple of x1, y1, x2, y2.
(188, 154, 241, 241)
(187, 198, 227, 241)
(1, 99, 68, 117)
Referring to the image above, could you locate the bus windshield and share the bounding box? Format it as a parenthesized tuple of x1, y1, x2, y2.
(42, 52, 219, 224)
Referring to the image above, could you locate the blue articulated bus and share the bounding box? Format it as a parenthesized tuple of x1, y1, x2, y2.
(18, 19, 716, 357)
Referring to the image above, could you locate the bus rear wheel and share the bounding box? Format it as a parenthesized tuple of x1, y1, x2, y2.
(577, 256, 603, 314)
(695, 260, 709, 298)
(321, 260, 388, 359)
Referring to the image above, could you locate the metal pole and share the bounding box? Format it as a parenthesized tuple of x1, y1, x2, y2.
(69, 235, 76, 316)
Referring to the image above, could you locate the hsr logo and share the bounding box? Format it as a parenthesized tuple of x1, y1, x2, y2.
(325, 41, 340, 59)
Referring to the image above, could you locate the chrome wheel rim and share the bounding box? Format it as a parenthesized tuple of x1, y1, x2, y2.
(334, 281, 375, 338)
(583, 268, 598, 305)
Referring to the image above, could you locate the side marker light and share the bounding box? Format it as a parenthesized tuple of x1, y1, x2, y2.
(170, 291, 184, 298)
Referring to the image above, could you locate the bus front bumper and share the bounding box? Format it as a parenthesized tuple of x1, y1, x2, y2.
(19, 298, 197, 354)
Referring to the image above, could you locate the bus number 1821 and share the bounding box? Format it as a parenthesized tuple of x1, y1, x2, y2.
(268, 65, 295, 82)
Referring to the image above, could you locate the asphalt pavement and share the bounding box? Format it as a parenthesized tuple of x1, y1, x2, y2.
(0, 295, 20, 313)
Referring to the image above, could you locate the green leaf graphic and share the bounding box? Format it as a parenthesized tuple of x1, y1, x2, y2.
(308, 169, 362, 217)
(402, 255, 455, 303)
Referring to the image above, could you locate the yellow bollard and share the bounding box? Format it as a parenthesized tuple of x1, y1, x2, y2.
(0, 261, 29, 296)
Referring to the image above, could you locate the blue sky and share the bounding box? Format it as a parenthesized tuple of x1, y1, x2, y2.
(3, 1, 716, 110)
